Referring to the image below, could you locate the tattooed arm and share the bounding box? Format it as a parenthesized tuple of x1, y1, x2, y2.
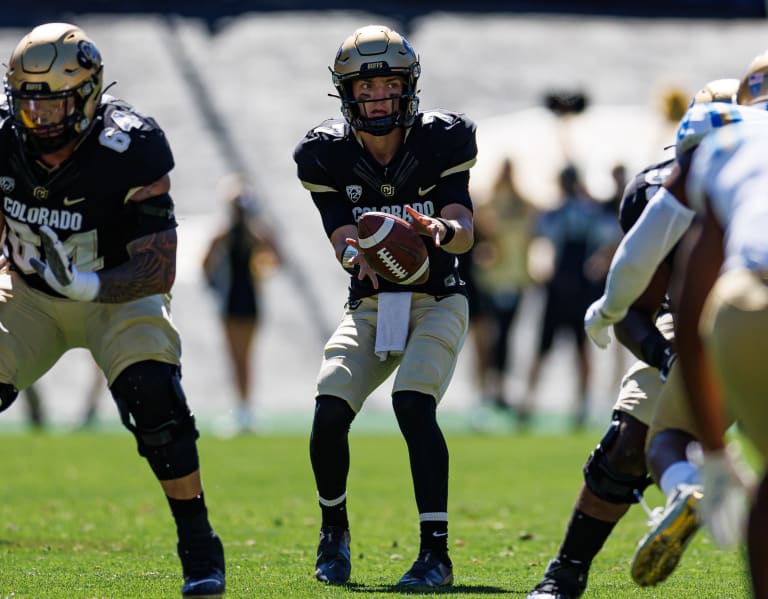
(96, 175, 177, 303)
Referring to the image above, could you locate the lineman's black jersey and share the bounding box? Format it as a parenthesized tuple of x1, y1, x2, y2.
(0, 95, 177, 296)
(294, 109, 477, 301)
(618, 157, 677, 267)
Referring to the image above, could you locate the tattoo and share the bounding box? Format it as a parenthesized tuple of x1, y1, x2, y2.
(126, 174, 171, 202)
(95, 229, 177, 303)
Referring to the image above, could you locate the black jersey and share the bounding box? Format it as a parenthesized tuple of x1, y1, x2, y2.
(0, 95, 177, 296)
(294, 109, 477, 301)
(618, 157, 678, 267)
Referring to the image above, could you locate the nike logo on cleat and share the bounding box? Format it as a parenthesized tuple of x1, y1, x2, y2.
(417, 185, 436, 196)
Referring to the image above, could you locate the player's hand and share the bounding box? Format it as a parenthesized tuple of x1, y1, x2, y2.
(584, 296, 620, 349)
(689, 442, 756, 547)
(30, 225, 100, 301)
(345, 237, 379, 290)
(405, 205, 444, 247)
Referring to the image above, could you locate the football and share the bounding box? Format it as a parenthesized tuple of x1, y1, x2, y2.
(357, 212, 430, 285)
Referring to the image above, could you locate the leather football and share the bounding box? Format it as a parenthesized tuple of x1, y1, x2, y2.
(357, 212, 430, 285)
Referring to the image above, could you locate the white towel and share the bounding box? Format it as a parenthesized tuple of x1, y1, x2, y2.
(375, 292, 412, 361)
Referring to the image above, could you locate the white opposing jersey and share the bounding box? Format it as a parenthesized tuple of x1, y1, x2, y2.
(688, 121, 768, 272)
(674, 102, 768, 158)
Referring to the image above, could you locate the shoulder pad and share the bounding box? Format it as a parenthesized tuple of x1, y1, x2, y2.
(419, 110, 475, 131)
(414, 110, 477, 159)
(619, 158, 675, 232)
(307, 119, 349, 141)
(94, 98, 174, 184)
(102, 100, 162, 134)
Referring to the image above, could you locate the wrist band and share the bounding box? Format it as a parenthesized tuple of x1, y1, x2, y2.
(436, 218, 456, 245)
(340, 244, 359, 274)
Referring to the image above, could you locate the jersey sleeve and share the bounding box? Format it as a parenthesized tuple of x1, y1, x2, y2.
(293, 122, 353, 237)
(102, 100, 175, 191)
(423, 111, 478, 211)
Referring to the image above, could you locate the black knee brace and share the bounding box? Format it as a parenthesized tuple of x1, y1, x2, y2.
(110, 360, 199, 480)
(0, 382, 18, 413)
(583, 412, 653, 504)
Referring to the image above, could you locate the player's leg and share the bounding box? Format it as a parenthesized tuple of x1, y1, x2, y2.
(311, 297, 393, 583)
(527, 360, 658, 599)
(110, 359, 224, 597)
(95, 295, 224, 598)
(309, 394, 355, 583)
(702, 269, 768, 597)
(630, 362, 706, 587)
(391, 293, 467, 587)
(0, 272, 67, 416)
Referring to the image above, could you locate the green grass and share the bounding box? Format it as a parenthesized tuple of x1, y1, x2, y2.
(0, 430, 751, 598)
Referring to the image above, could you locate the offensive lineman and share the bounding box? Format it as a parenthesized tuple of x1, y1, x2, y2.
(0, 24, 224, 597)
(293, 25, 476, 587)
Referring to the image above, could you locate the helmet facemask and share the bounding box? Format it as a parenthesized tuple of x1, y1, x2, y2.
(4, 23, 104, 155)
(331, 25, 420, 136)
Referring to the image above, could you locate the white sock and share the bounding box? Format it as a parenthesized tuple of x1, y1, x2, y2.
(659, 461, 699, 498)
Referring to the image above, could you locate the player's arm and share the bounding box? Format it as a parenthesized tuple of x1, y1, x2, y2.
(598, 168, 694, 320)
(613, 260, 676, 377)
(675, 209, 727, 452)
(96, 174, 177, 303)
(585, 168, 695, 348)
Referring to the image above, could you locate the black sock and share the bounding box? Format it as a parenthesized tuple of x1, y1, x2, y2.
(320, 498, 349, 530)
(420, 520, 450, 559)
(558, 509, 617, 565)
(167, 493, 212, 541)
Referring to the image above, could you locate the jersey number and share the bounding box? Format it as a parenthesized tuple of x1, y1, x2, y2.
(5, 218, 103, 275)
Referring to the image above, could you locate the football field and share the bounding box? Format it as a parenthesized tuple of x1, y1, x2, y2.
(0, 431, 749, 598)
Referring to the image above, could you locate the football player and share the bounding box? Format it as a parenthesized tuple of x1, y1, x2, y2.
(578, 65, 768, 589)
(525, 78, 744, 599)
(293, 24, 476, 587)
(675, 114, 768, 599)
(0, 24, 224, 597)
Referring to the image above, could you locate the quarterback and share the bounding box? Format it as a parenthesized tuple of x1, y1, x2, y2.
(294, 24, 476, 587)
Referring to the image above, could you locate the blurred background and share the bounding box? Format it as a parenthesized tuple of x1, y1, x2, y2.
(1, 1, 766, 434)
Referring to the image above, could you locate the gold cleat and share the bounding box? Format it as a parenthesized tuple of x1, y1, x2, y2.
(630, 484, 702, 586)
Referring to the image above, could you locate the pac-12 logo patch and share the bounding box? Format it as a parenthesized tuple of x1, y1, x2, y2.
(0, 177, 14, 193)
(346, 185, 362, 202)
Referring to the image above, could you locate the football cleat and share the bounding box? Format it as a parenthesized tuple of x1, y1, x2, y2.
(630, 483, 702, 587)
(526, 557, 588, 599)
(396, 551, 453, 587)
(315, 526, 351, 583)
(179, 531, 226, 598)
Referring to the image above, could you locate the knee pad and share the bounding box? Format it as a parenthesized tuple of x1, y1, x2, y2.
(110, 360, 199, 480)
(0, 382, 18, 413)
(311, 395, 355, 440)
(583, 412, 653, 504)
